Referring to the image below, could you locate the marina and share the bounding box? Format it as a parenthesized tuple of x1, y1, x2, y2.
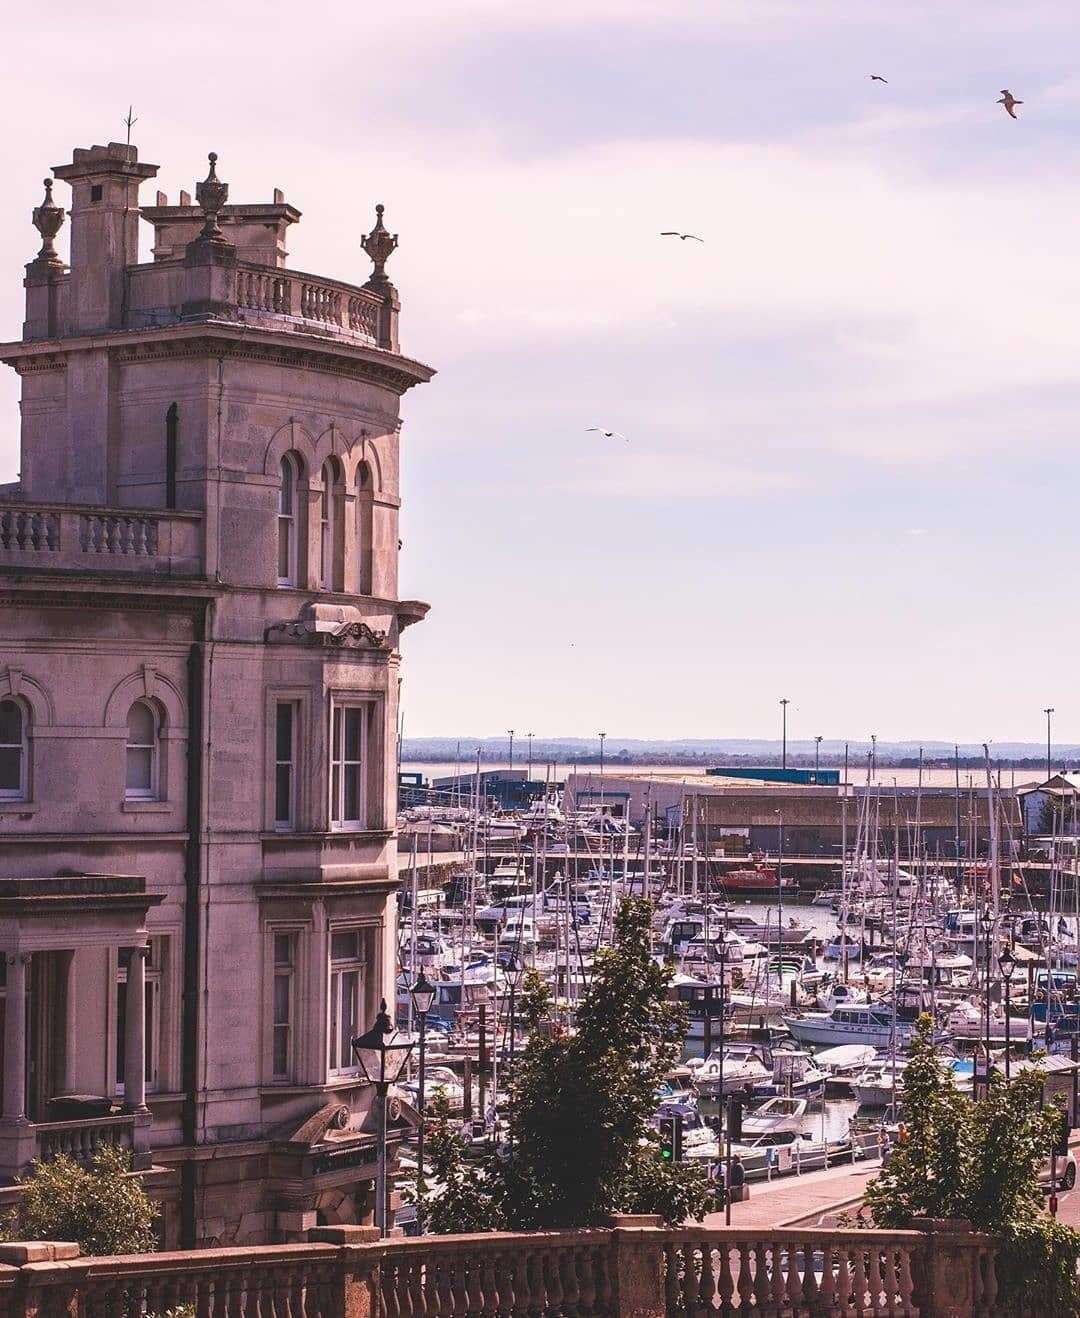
(392, 763, 1080, 1225)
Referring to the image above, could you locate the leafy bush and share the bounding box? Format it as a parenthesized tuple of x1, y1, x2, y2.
(1, 1146, 158, 1255)
(864, 1015, 1080, 1315)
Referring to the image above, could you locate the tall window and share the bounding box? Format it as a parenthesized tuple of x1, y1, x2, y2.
(165, 403, 178, 510)
(274, 701, 297, 829)
(319, 459, 344, 591)
(125, 701, 160, 800)
(278, 453, 300, 586)
(328, 929, 364, 1073)
(356, 461, 374, 595)
(330, 704, 364, 828)
(0, 700, 28, 800)
(272, 932, 296, 1079)
(116, 941, 163, 1092)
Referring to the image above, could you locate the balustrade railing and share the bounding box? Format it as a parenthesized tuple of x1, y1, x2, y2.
(664, 1228, 924, 1317)
(0, 503, 202, 577)
(34, 1115, 135, 1166)
(0, 1220, 999, 1318)
(0, 508, 59, 553)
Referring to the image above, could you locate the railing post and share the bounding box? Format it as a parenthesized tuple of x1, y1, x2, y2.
(909, 1218, 997, 1318)
(305, 1227, 381, 1318)
(606, 1217, 667, 1318)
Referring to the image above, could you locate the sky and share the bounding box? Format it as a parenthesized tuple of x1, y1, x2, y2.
(0, 1, 1078, 744)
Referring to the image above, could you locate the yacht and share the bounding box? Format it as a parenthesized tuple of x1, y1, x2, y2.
(782, 1003, 917, 1049)
(742, 1096, 809, 1137)
(694, 1042, 772, 1097)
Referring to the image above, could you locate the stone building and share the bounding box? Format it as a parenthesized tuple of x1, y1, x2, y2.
(0, 142, 433, 1246)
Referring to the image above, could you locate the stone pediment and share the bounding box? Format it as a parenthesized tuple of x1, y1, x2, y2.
(265, 602, 389, 650)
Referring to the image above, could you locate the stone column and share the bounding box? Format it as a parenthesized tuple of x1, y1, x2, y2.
(606, 1216, 666, 1318)
(123, 946, 148, 1112)
(2, 954, 29, 1122)
(57, 951, 78, 1095)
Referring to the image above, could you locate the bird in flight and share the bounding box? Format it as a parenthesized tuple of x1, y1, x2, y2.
(586, 427, 629, 441)
(998, 89, 1022, 119)
(869, 74, 888, 83)
(661, 231, 704, 242)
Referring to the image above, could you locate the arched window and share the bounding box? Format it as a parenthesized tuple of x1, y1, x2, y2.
(319, 458, 344, 591)
(165, 403, 178, 510)
(0, 699, 28, 800)
(356, 461, 374, 595)
(125, 701, 161, 800)
(278, 453, 300, 586)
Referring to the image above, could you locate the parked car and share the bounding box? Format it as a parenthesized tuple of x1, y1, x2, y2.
(1038, 1149, 1077, 1191)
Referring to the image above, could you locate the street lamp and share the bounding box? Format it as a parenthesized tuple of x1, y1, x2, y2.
(979, 907, 994, 1087)
(526, 733, 534, 780)
(814, 735, 823, 776)
(505, 954, 525, 1153)
(870, 734, 877, 782)
(352, 999, 416, 1237)
(999, 945, 1017, 1081)
(780, 699, 790, 770)
(1045, 708, 1055, 783)
(408, 972, 437, 1190)
(507, 729, 515, 773)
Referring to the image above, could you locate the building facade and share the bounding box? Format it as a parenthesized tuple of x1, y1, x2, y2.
(0, 142, 433, 1245)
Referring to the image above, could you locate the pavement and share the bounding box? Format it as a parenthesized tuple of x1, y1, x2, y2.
(702, 1154, 1080, 1230)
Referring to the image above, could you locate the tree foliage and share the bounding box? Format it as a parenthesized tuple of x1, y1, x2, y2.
(416, 899, 715, 1231)
(1, 1147, 159, 1256)
(864, 1015, 1080, 1316)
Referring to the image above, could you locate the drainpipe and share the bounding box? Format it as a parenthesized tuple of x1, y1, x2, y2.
(181, 618, 207, 1247)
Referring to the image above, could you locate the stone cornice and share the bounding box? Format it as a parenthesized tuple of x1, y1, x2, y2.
(0, 322, 434, 395)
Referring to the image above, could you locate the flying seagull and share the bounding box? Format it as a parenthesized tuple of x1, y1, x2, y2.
(586, 427, 629, 441)
(660, 231, 704, 242)
(869, 74, 888, 83)
(998, 89, 1022, 119)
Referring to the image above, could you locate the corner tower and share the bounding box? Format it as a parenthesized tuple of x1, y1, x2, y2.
(0, 142, 434, 1246)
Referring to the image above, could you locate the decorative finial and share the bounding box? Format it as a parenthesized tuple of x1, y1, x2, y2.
(195, 152, 229, 243)
(32, 178, 65, 266)
(361, 202, 398, 285)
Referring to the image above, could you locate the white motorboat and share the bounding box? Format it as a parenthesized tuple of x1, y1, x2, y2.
(695, 1042, 772, 1097)
(754, 1050, 828, 1102)
(782, 1003, 917, 1049)
(945, 999, 1032, 1043)
(852, 1057, 907, 1108)
(815, 1043, 878, 1083)
(742, 1096, 809, 1136)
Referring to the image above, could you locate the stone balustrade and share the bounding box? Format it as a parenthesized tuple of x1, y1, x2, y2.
(123, 258, 388, 347)
(0, 502, 203, 577)
(33, 1114, 137, 1167)
(0, 1218, 999, 1318)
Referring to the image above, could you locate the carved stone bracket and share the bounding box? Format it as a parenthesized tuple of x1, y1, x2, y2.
(265, 603, 389, 650)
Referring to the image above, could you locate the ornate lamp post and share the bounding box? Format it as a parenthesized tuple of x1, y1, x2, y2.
(506, 954, 525, 1153)
(999, 945, 1016, 1081)
(408, 972, 437, 1189)
(352, 1000, 416, 1236)
(980, 906, 994, 1089)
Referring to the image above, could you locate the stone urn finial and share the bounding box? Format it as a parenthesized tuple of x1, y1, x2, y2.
(362, 203, 398, 285)
(196, 152, 229, 243)
(32, 178, 65, 266)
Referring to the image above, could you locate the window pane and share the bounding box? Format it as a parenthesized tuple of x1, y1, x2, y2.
(344, 765, 360, 822)
(145, 981, 155, 1084)
(331, 930, 361, 962)
(344, 708, 362, 761)
(277, 519, 291, 579)
(127, 702, 155, 743)
(273, 971, 291, 1025)
(275, 703, 293, 761)
(273, 1024, 289, 1077)
(0, 747, 21, 793)
(279, 459, 293, 514)
(329, 972, 339, 1069)
(340, 971, 359, 1069)
(273, 934, 293, 967)
(0, 700, 22, 744)
(331, 764, 340, 822)
(115, 980, 126, 1085)
(275, 765, 292, 823)
(126, 746, 153, 791)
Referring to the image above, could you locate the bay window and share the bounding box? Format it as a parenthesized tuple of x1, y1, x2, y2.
(328, 929, 364, 1074)
(330, 704, 365, 828)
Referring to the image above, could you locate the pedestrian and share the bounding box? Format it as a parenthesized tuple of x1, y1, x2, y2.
(730, 1154, 745, 1200)
(879, 1126, 893, 1164)
(849, 1116, 861, 1161)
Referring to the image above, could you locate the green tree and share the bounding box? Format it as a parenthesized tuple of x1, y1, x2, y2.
(416, 899, 715, 1231)
(1, 1146, 158, 1256)
(865, 1015, 1080, 1316)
